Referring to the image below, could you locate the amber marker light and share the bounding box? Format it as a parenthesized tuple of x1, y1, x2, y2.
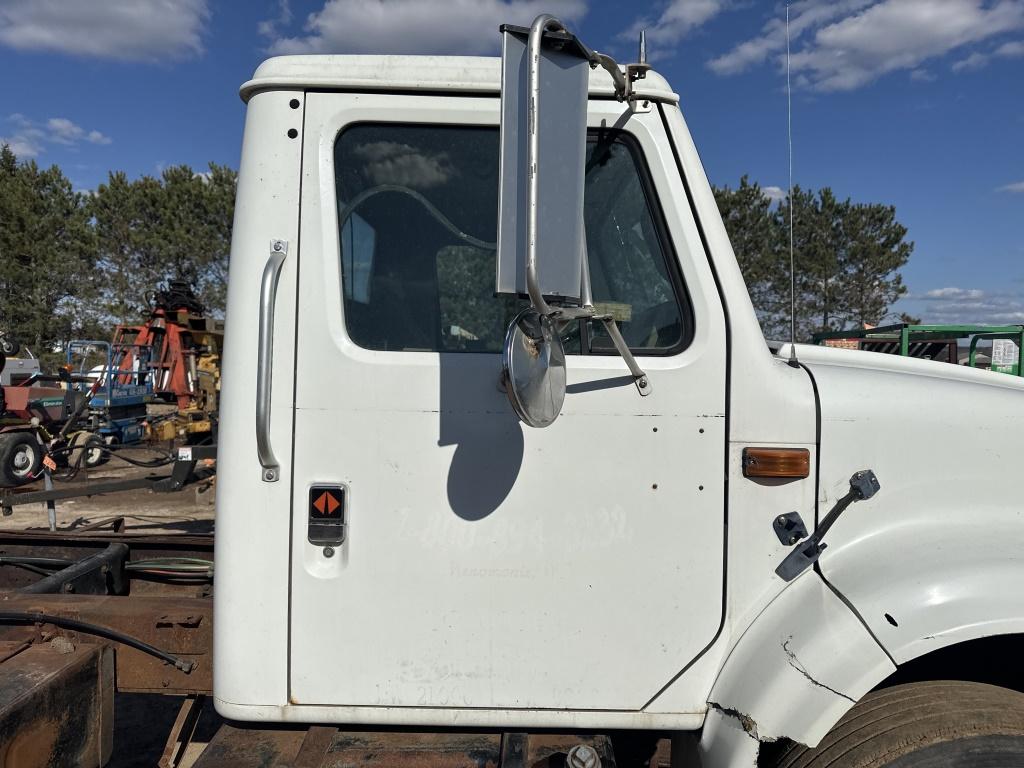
(742, 447, 811, 479)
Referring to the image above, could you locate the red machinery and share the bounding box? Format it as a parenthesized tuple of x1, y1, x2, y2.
(111, 281, 223, 413)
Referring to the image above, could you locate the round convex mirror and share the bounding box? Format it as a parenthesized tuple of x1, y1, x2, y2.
(502, 308, 567, 428)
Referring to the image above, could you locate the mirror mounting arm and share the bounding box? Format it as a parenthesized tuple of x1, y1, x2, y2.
(594, 315, 653, 396)
(544, 308, 651, 396)
(525, 14, 572, 319)
(591, 40, 652, 104)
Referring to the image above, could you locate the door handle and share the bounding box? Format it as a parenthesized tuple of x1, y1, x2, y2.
(256, 239, 288, 482)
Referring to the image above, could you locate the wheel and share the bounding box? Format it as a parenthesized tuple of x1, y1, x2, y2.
(69, 431, 110, 469)
(0, 432, 42, 486)
(767, 681, 1024, 768)
(0, 337, 19, 356)
(83, 435, 108, 468)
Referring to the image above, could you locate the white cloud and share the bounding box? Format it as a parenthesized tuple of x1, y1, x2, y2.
(0, 114, 112, 158)
(952, 34, 1024, 69)
(0, 113, 44, 157)
(763, 185, 787, 203)
(952, 50, 990, 69)
(0, 135, 42, 158)
(912, 286, 1024, 323)
(709, 0, 872, 75)
(269, 0, 587, 56)
(624, 0, 731, 58)
(0, 0, 209, 61)
(709, 0, 1024, 91)
(259, 0, 293, 38)
(47, 117, 84, 145)
(995, 37, 1024, 53)
(922, 287, 985, 299)
(997, 180, 1024, 192)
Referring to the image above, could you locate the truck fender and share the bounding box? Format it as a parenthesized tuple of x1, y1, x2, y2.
(699, 571, 894, 768)
(820, 512, 1024, 667)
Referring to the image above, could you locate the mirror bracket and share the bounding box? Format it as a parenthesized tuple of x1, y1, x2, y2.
(594, 315, 653, 396)
(546, 306, 653, 396)
(591, 31, 652, 104)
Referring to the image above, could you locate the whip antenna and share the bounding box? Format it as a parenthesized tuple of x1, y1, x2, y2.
(786, 2, 799, 367)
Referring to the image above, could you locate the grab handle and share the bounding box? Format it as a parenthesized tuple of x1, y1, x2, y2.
(256, 239, 288, 482)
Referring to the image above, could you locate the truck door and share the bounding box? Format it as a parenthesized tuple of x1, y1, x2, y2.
(288, 92, 727, 713)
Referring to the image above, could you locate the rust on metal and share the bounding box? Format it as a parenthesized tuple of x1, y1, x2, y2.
(194, 726, 503, 768)
(191, 724, 308, 768)
(75, 516, 127, 533)
(0, 641, 114, 767)
(191, 727, 671, 768)
(292, 726, 337, 768)
(325, 731, 502, 767)
(158, 693, 207, 768)
(0, 593, 212, 694)
(0, 530, 211, 594)
(0, 527, 213, 548)
(742, 447, 811, 479)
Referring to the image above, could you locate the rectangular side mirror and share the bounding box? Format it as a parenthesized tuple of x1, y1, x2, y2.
(495, 22, 592, 307)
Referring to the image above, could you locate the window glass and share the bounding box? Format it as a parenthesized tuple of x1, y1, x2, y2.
(335, 124, 689, 354)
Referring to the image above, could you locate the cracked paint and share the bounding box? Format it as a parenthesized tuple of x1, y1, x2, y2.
(781, 637, 855, 703)
(708, 702, 760, 741)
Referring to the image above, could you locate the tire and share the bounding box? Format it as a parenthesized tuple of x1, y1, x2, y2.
(767, 681, 1024, 768)
(0, 432, 42, 486)
(69, 431, 109, 469)
(83, 435, 108, 468)
(0, 338, 19, 356)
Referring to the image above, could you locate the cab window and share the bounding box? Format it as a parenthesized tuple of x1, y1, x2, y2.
(335, 123, 691, 354)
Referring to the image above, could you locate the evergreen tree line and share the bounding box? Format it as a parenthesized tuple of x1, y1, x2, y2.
(0, 145, 914, 357)
(715, 176, 916, 341)
(0, 144, 235, 358)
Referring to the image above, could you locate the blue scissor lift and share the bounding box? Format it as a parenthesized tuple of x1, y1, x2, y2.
(67, 340, 156, 448)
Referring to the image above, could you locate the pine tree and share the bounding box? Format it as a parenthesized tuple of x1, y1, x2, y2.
(0, 144, 97, 360)
(717, 180, 914, 342)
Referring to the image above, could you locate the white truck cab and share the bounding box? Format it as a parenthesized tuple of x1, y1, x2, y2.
(215, 18, 1024, 768)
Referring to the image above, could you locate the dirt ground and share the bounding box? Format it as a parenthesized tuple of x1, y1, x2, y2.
(0, 448, 215, 535)
(1, 453, 219, 766)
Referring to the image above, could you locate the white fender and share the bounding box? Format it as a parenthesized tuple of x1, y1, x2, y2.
(699, 571, 894, 767)
(821, 512, 1024, 665)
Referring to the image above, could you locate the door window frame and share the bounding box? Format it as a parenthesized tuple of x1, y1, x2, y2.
(330, 120, 695, 357)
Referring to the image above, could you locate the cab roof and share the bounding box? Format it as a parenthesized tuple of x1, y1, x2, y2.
(240, 55, 679, 104)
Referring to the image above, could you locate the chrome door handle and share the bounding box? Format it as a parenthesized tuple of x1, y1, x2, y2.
(256, 239, 288, 482)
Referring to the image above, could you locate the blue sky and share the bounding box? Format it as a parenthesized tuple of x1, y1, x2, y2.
(1, 0, 1022, 324)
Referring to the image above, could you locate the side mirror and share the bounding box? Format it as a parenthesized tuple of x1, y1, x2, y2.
(497, 15, 653, 428)
(502, 308, 566, 428)
(495, 16, 591, 310)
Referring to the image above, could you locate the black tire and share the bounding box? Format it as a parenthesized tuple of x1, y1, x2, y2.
(0, 338, 18, 356)
(69, 431, 111, 469)
(82, 435, 109, 468)
(0, 432, 42, 486)
(768, 681, 1024, 768)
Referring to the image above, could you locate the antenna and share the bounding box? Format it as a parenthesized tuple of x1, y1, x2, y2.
(786, 2, 799, 368)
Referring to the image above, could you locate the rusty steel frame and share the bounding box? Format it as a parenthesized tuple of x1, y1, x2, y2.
(0, 593, 211, 694)
(0, 528, 212, 593)
(0, 639, 114, 767)
(193, 726, 673, 768)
